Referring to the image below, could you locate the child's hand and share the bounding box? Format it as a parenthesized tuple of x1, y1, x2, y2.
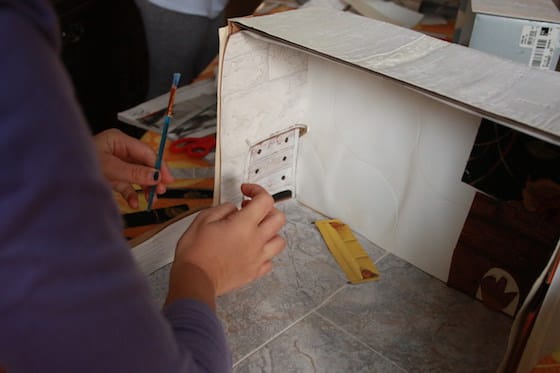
(93, 128, 174, 209)
(167, 184, 286, 306)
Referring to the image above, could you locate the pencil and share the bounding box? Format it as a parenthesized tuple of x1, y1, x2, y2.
(147, 72, 181, 211)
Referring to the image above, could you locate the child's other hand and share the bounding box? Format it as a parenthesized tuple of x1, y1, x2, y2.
(93, 128, 174, 209)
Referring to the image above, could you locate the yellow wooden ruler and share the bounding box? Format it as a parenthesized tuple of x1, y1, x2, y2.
(315, 219, 380, 284)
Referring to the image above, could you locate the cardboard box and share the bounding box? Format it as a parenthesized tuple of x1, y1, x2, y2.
(457, 0, 560, 71)
(216, 7, 560, 282)
(214, 9, 560, 369)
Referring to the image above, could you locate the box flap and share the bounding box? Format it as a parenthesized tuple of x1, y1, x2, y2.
(231, 8, 560, 145)
(471, 0, 560, 24)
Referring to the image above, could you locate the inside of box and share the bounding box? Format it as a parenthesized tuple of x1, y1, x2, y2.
(220, 30, 483, 282)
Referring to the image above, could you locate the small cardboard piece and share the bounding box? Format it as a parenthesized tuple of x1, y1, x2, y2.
(315, 219, 380, 284)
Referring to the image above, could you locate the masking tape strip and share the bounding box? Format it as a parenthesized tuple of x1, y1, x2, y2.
(315, 219, 380, 284)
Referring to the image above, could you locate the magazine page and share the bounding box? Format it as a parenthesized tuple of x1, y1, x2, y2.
(117, 78, 218, 140)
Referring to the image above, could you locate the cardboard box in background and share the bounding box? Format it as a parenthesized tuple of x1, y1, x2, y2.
(455, 0, 560, 71)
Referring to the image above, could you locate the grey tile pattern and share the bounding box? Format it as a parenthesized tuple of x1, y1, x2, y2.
(234, 313, 404, 373)
(317, 254, 512, 373)
(217, 199, 382, 361)
(145, 200, 512, 372)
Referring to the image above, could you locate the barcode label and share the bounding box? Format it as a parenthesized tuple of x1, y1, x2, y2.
(522, 25, 560, 70)
(531, 39, 547, 67)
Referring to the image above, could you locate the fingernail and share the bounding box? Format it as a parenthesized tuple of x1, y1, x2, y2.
(153, 171, 160, 181)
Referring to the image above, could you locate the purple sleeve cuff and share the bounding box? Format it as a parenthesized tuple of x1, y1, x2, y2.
(164, 299, 232, 372)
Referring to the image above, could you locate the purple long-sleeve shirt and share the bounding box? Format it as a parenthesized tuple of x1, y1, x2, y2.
(0, 1, 230, 371)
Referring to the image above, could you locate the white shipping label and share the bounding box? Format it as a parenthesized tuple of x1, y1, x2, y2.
(519, 25, 560, 70)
